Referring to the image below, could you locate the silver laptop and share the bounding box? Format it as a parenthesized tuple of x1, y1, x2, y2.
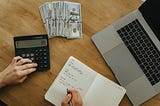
(92, 0, 160, 106)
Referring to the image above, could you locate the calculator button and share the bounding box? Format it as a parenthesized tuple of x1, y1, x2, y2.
(22, 54, 26, 57)
(26, 54, 30, 57)
(31, 57, 35, 61)
(35, 57, 39, 60)
(44, 57, 47, 59)
(31, 53, 34, 57)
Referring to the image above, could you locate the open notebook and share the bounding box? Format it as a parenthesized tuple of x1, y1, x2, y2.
(45, 56, 126, 106)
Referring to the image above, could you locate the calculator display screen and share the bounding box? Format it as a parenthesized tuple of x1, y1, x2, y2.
(16, 39, 47, 48)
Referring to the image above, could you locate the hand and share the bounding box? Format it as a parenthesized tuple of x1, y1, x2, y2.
(0, 56, 37, 88)
(61, 90, 83, 106)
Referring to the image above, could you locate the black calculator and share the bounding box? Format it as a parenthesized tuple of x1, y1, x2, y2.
(14, 34, 50, 71)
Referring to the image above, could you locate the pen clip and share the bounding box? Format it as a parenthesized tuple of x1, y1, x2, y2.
(66, 88, 70, 95)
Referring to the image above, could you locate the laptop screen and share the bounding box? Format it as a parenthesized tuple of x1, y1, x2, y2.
(139, 0, 160, 41)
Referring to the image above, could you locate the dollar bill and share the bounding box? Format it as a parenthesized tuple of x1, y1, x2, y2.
(39, 1, 82, 39)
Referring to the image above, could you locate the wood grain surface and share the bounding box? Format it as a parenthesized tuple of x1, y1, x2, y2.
(1, 0, 159, 106)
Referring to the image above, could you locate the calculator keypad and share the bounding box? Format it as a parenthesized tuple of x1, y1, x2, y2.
(18, 48, 50, 71)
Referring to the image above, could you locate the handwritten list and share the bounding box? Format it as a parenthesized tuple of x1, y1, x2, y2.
(54, 57, 97, 97)
(45, 56, 126, 106)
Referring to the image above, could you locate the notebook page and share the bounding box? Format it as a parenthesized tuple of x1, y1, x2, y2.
(45, 56, 97, 106)
(83, 74, 126, 106)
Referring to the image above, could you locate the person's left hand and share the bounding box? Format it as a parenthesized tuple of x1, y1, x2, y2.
(0, 56, 37, 88)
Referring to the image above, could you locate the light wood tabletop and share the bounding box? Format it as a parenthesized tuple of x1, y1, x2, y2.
(0, 0, 160, 106)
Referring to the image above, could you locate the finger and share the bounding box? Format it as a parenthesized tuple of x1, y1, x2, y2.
(77, 91, 82, 104)
(67, 89, 74, 93)
(69, 90, 78, 105)
(18, 76, 28, 83)
(12, 56, 23, 64)
(61, 94, 72, 106)
(16, 58, 32, 66)
(70, 90, 82, 105)
(20, 63, 38, 70)
(19, 68, 36, 76)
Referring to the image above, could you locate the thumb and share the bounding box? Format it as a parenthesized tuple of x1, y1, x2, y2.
(62, 94, 72, 106)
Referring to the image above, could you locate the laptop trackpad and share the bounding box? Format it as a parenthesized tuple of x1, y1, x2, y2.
(125, 75, 156, 106)
(104, 43, 144, 86)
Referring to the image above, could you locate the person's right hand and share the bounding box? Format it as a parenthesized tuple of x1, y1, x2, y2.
(61, 90, 83, 106)
(0, 56, 37, 88)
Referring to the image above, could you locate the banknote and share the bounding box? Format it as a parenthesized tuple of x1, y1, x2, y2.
(39, 1, 82, 39)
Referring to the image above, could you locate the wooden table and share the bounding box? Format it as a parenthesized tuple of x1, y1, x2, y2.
(1, 0, 159, 106)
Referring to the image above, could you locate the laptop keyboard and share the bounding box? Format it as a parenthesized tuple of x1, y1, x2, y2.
(117, 19, 160, 85)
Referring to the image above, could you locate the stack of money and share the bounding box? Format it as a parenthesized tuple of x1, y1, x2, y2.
(39, 1, 82, 39)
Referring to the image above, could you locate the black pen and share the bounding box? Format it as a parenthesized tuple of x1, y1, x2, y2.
(66, 89, 72, 106)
